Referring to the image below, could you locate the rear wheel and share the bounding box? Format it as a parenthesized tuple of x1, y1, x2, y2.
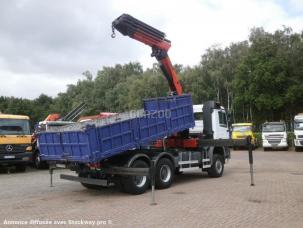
(120, 160, 150, 195)
(207, 154, 224, 178)
(155, 158, 174, 189)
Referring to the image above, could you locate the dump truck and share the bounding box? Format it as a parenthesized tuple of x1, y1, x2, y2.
(0, 113, 32, 171)
(38, 14, 235, 194)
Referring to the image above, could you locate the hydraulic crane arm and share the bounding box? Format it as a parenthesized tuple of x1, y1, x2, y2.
(112, 14, 183, 95)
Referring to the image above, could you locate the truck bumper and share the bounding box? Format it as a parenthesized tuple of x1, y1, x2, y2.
(262, 140, 287, 148)
(0, 152, 32, 166)
(294, 139, 303, 148)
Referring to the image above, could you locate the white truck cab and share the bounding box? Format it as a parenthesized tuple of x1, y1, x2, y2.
(294, 114, 303, 151)
(262, 121, 288, 151)
(190, 102, 229, 140)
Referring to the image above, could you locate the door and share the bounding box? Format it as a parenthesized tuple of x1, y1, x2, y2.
(213, 109, 229, 139)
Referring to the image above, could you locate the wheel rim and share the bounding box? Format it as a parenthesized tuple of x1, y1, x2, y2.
(134, 176, 147, 187)
(215, 160, 223, 173)
(160, 164, 171, 183)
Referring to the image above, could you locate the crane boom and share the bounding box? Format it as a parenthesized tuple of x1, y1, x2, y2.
(112, 14, 183, 95)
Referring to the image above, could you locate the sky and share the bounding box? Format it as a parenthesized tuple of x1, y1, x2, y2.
(0, 0, 303, 99)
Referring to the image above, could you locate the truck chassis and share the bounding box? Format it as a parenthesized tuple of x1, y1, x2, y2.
(51, 138, 252, 195)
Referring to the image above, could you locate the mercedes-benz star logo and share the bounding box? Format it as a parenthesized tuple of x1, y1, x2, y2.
(5, 145, 13, 152)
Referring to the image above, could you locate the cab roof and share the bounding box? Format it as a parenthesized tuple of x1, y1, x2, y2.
(0, 114, 30, 120)
(232, 123, 252, 127)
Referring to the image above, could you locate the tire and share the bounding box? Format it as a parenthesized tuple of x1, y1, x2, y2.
(34, 150, 48, 169)
(207, 154, 224, 178)
(120, 160, 150, 195)
(15, 165, 26, 172)
(263, 147, 269, 151)
(155, 158, 174, 189)
(78, 172, 104, 190)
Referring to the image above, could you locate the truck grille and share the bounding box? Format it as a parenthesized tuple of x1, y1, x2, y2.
(298, 135, 303, 139)
(268, 140, 282, 144)
(0, 144, 29, 154)
(236, 135, 246, 139)
(265, 135, 283, 145)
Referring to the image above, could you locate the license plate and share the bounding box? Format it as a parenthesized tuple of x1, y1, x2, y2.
(4, 155, 15, 159)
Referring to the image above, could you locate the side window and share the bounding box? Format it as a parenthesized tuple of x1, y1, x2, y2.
(194, 112, 203, 120)
(218, 111, 227, 127)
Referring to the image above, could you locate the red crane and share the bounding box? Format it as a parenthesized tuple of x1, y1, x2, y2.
(112, 14, 183, 96)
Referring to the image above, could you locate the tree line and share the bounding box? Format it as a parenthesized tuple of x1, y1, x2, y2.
(0, 26, 303, 128)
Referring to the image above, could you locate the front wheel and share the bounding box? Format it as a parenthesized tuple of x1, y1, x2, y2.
(120, 160, 150, 195)
(33, 150, 48, 169)
(155, 158, 174, 189)
(15, 165, 26, 172)
(207, 154, 224, 178)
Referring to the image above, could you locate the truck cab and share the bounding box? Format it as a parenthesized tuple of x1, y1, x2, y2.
(294, 114, 303, 151)
(262, 121, 288, 151)
(190, 103, 229, 140)
(0, 114, 32, 171)
(232, 123, 256, 148)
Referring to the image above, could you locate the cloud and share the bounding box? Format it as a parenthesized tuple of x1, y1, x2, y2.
(0, 0, 302, 99)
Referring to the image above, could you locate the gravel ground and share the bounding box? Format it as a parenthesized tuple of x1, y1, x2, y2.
(1, 149, 303, 228)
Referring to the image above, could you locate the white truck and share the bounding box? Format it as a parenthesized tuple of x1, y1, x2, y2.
(294, 114, 303, 151)
(262, 121, 288, 151)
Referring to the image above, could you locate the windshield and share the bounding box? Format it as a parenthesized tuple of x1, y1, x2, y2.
(233, 126, 252, 132)
(0, 119, 30, 135)
(262, 124, 285, 132)
(294, 120, 303, 130)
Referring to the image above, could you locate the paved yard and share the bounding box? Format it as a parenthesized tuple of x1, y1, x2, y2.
(1, 149, 303, 228)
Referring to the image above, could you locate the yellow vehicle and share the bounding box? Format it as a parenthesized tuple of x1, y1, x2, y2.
(0, 113, 32, 171)
(232, 123, 257, 149)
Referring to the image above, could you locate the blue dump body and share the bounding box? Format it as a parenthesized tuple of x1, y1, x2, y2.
(38, 95, 194, 163)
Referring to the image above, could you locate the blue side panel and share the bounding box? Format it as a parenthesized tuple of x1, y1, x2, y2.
(39, 132, 64, 161)
(93, 119, 137, 161)
(143, 94, 195, 134)
(39, 94, 195, 163)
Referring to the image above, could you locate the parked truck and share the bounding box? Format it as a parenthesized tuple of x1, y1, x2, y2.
(262, 121, 288, 151)
(294, 113, 303, 151)
(38, 14, 233, 195)
(232, 123, 257, 149)
(0, 113, 32, 171)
